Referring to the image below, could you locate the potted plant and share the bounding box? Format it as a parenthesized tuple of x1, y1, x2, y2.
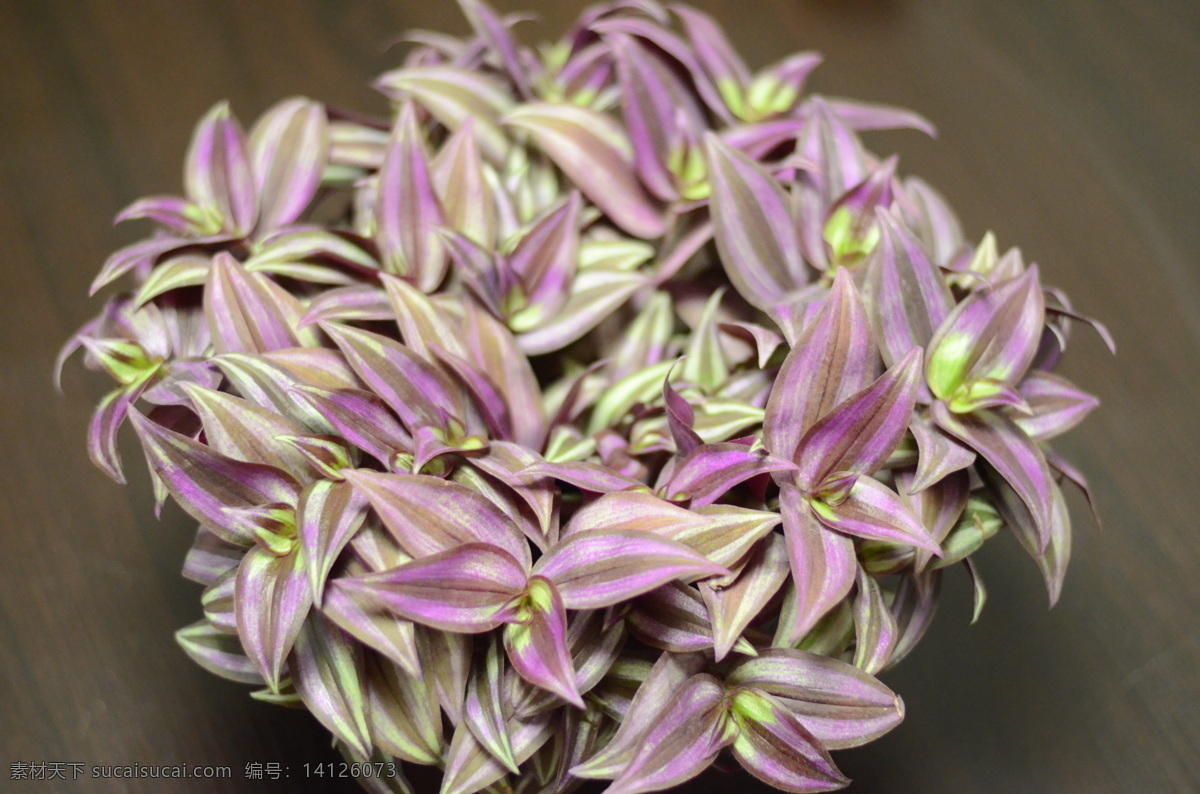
(61, 2, 1111, 792)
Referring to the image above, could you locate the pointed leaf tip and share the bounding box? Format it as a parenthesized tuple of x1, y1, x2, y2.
(533, 531, 728, 610)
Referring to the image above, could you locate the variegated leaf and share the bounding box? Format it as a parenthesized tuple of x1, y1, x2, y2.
(776, 484, 856, 645)
(702, 533, 790, 661)
(765, 269, 877, 462)
(364, 652, 442, 764)
(290, 613, 372, 759)
(331, 543, 526, 633)
(342, 470, 529, 566)
(728, 647, 904, 751)
(128, 409, 300, 545)
(728, 688, 848, 793)
(505, 103, 666, 239)
(504, 577, 583, 709)
(204, 253, 300, 355)
(533, 531, 728, 610)
(236, 545, 313, 692)
(464, 635, 519, 773)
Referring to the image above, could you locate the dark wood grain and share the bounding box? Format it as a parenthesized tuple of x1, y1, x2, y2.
(1, 1, 1197, 791)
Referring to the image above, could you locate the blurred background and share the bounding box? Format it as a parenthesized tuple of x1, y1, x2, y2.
(1, 1, 1197, 791)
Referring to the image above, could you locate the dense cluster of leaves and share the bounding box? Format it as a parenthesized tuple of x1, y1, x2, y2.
(62, 2, 1112, 792)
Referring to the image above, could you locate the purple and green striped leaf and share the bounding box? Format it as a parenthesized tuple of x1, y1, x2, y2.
(794, 347, 922, 488)
(1013, 371, 1099, 442)
(249, 97, 329, 232)
(134, 254, 211, 306)
(175, 619, 265, 686)
(610, 32, 705, 201)
(87, 385, 141, 484)
(440, 712, 553, 794)
(276, 434, 355, 482)
(297, 480, 368, 603)
(865, 208, 953, 377)
(204, 253, 300, 355)
(464, 635, 519, 773)
(765, 269, 877, 462)
(182, 384, 313, 479)
(342, 470, 529, 565)
(908, 412, 976, 493)
(460, 302, 546, 450)
(182, 526, 243, 586)
(686, 505, 783, 569)
(375, 102, 447, 291)
(364, 652, 442, 765)
(210, 353, 334, 433)
(331, 543, 526, 633)
(458, 0, 532, 98)
(505, 103, 666, 239)
(381, 273, 467, 362)
(299, 284, 392, 328)
(896, 468, 969, 572)
(662, 370, 703, 460)
(235, 545, 313, 692)
(516, 266, 647, 355)
(517, 460, 649, 495)
(932, 399, 1054, 550)
(114, 194, 204, 234)
(885, 570, 942, 670)
(533, 530, 728, 610)
(776, 484, 856, 645)
(681, 290, 731, 391)
(825, 96, 937, 137)
(572, 651, 707, 780)
(795, 97, 869, 208)
(200, 570, 237, 633)
(747, 51, 823, 120)
(926, 266, 1046, 401)
(562, 490, 709, 539)
(321, 580, 421, 679)
(545, 708, 608, 794)
(506, 193, 581, 332)
(291, 386, 410, 466)
(705, 133, 807, 311)
(322, 322, 463, 432)
(672, 4, 751, 116)
(590, 13, 729, 123)
(128, 409, 300, 545)
(812, 476, 940, 554)
(433, 119, 498, 248)
(470, 442, 556, 539)
(627, 581, 717, 654)
(90, 236, 201, 295)
(513, 610, 627, 719)
(851, 566, 897, 674)
(415, 626, 472, 725)
(964, 557, 987, 624)
(504, 577, 584, 709)
(983, 466, 1072, 606)
(728, 687, 849, 793)
(375, 65, 514, 165)
(605, 674, 734, 794)
(702, 533, 790, 661)
(289, 612, 372, 760)
(185, 101, 257, 235)
(728, 647, 904, 751)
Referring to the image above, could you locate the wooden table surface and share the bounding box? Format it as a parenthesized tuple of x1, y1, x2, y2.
(2, 1, 1197, 791)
